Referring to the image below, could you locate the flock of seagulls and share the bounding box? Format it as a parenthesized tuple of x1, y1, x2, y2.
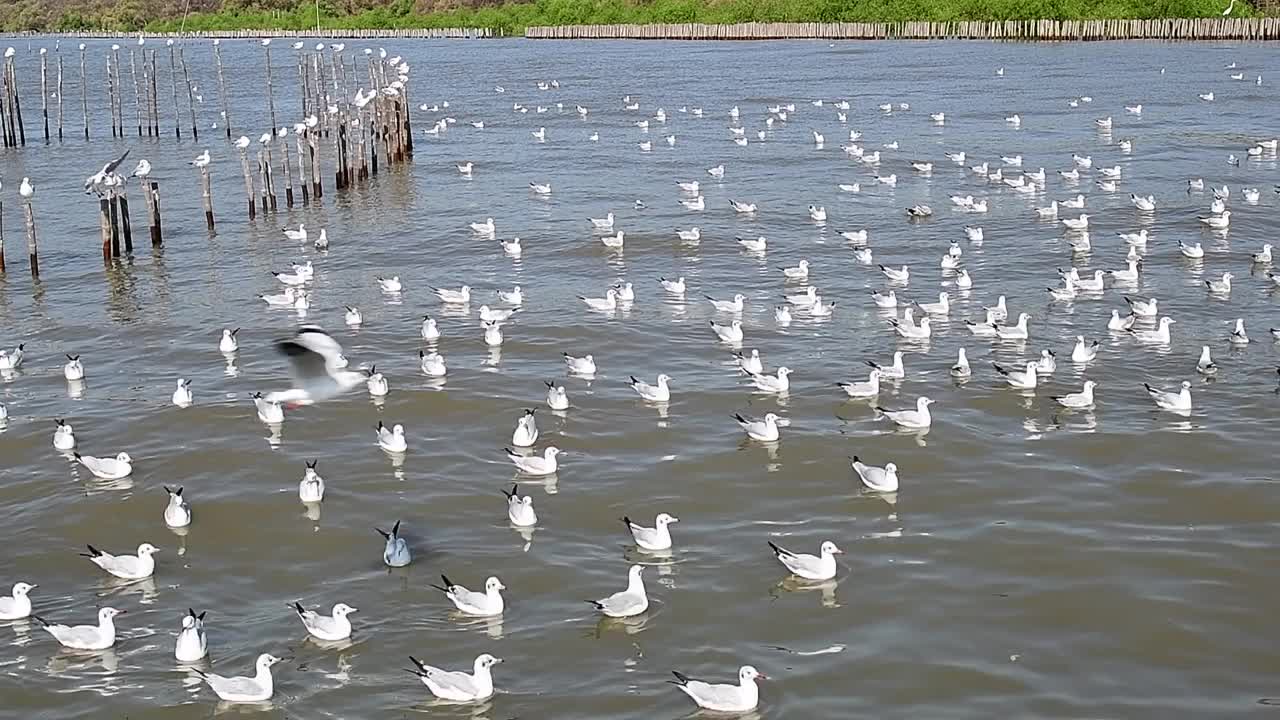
(0, 39, 1278, 716)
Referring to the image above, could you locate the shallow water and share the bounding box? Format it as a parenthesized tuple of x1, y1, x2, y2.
(1, 37, 1279, 719)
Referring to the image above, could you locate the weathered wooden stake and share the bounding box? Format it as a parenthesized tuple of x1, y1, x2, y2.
(199, 167, 215, 234)
(238, 145, 257, 220)
(0, 198, 5, 274)
(106, 52, 118, 137)
(24, 200, 37, 279)
(40, 50, 49, 142)
(148, 181, 163, 246)
(12, 58, 26, 146)
(168, 43, 180, 139)
(179, 48, 198, 140)
(309, 128, 323, 199)
(257, 149, 269, 213)
(56, 51, 64, 140)
(149, 50, 160, 137)
(214, 41, 230, 138)
(79, 44, 88, 139)
(263, 141, 278, 211)
(110, 45, 123, 136)
(264, 44, 277, 132)
(108, 194, 121, 257)
(99, 197, 112, 262)
(280, 131, 295, 207)
(129, 50, 142, 136)
(118, 191, 133, 254)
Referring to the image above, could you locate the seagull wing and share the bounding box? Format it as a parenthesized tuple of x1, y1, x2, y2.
(276, 327, 345, 402)
(102, 149, 131, 175)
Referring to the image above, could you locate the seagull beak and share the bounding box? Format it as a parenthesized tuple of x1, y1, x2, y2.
(756, 672, 769, 680)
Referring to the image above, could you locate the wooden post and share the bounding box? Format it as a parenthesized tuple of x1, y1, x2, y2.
(10, 57, 26, 146)
(333, 116, 345, 189)
(118, 187, 133, 254)
(79, 44, 88, 139)
(280, 130, 295, 207)
(99, 197, 112, 262)
(149, 50, 159, 137)
(214, 41, 230, 138)
(295, 127, 309, 203)
(106, 50, 117, 137)
(129, 50, 142, 136)
(237, 145, 257, 220)
(24, 200, 37, 279)
(110, 45, 122, 136)
(179, 48, 198, 140)
(56, 50, 63, 140)
(199, 167, 215, 234)
(256, 148, 268, 212)
(108, 193, 121, 257)
(309, 127, 323, 199)
(148, 181, 163, 246)
(40, 50, 49, 142)
(264, 43, 278, 133)
(297, 51, 308, 119)
(0, 197, 5, 274)
(168, 42, 180, 139)
(263, 141, 277, 211)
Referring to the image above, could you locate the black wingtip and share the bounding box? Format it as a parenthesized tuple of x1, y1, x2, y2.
(391, 519, 401, 535)
(671, 670, 692, 685)
(767, 540, 785, 556)
(502, 484, 518, 499)
(292, 601, 305, 615)
(439, 573, 453, 589)
(31, 615, 49, 627)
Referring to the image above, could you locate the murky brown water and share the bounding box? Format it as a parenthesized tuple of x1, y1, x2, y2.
(1, 37, 1279, 719)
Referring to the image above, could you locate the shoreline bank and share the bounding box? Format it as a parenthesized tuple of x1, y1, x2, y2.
(2, 17, 1277, 41)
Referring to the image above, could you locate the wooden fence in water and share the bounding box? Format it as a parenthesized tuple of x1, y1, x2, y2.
(526, 18, 1280, 40)
(11, 28, 496, 39)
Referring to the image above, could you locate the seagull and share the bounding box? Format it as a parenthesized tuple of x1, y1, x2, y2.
(83, 150, 130, 194)
(33, 607, 123, 651)
(376, 422, 407, 453)
(993, 362, 1039, 390)
(852, 456, 899, 492)
(265, 327, 364, 406)
(951, 348, 972, 378)
(511, 409, 539, 448)
(729, 199, 758, 214)
(1205, 272, 1234, 295)
(433, 285, 472, 304)
(867, 351, 906, 379)
(994, 313, 1032, 340)
(506, 446, 561, 476)
(630, 374, 672, 403)
(377, 276, 403, 293)
(431, 575, 506, 617)
(768, 540, 842, 581)
(1054, 380, 1098, 409)
(588, 212, 615, 230)
(193, 653, 283, 703)
(588, 565, 649, 618)
(299, 461, 325, 503)
(19, 177, 34, 198)
(62, 354, 85, 381)
(292, 602, 356, 641)
(624, 513, 679, 551)
(876, 397, 934, 429)
(470, 218, 496, 235)
(1109, 309, 1137, 332)
(1125, 296, 1159, 317)
(1253, 244, 1273, 263)
(706, 293, 745, 313)
(502, 485, 537, 527)
(0, 582, 36, 620)
(735, 350, 765, 375)
(1197, 346, 1218, 375)
(545, 382, 569, 410)
(890, 316, 931, 339)
(1145, 380, 1192, 412)
(130, 159, 152, 179)
(746, 366, 791, 394)
(1229, 318, 1249, 345)
(670, 666, 765, 713)
(660, 276, 687, 294)
(81, 542, 157, 580)
(52, 419, 76, 450)
(75, 451, 133, 480)
(1071, 336, 1100, 363)
(734, 412, 783, 442)
(377, 520, 412, 567)
(406, 654, 501, 702)
(175, 609, 208, 662)
(1128, 316, 1176, 344)
(162, 486, 191, 527)
(1199, 210, 1231, 230)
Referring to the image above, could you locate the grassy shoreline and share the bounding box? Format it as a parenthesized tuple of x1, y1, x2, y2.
(17, 0, 1257, 35)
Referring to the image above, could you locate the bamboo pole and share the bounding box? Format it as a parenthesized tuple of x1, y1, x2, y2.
(309, 126, 323, 199)
(11, 57, 26, 146)
(24, 198, 38, 279)
(148, 181, 163, 246)
(129, 49, 142, 136)
(149, 50, 159, 136)
(180, 48, 198, 139)
(237, 142, 257, 220)
(106, 49, 118, 137)
(199, 166, 214, 234)
(294, 126, 309, 203)
(56, 49, 63, 140)
(279, 129, 295, 208)
(264, 42, 277, 133)
(214, 41, 230, 138)
(99, 197, 112, 262)
(263, 139, 277, 211)
(118, 186, 133, 254)
(167, 41, 180, 138)
(110, 45, 122, 136)
(108, 192, 121, 257)
(0, 197, 5, 274)
(79, 43, 88, 139)
(40, 49, 49, 142)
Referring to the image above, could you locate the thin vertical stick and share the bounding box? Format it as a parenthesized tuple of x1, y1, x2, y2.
(309, 127, 323, 199)
(149, 50, 160, 137)
(179, 48, 197, 140)
(168, 42, 180, 139)
(40, 50, 49, 142)
(118, 188, 133, 254)
(56, 50, 63, 140)
(214, 41, 230, 138)
(129, 49, 142, 136)
(263, 141, 277, 211)
(199, 167, 215, 234)
(99, 197, 112, 262)
(79, 44, 88, 140)
(110, 45, 122, 136)
(238, 145, 257, 220)
(280, 130, 295, 208)
(12, 59, 26, 145)
(0, 198, 5, 274)
(148, 181, 163, 246)
(264, 44, 277, 133)
(257, 149, 269, 212)
(108, 193, 121, 257)
(297, 51, 308, 119)
(24, 200, 38, 279)
(106, 51, 117, 137)
(295, 127, 309, 203)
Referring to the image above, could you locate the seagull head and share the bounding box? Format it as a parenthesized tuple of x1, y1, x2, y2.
(656, 512, 679, 525)
(820, 541, 844, 556)
(137, 542, 159, 556)
(116, 452, 133, 464)
(741, 666, 767, 682)
(12, 582, 36, 596)
(475, 654, 502, 669)
(333, 603, 358, 616)
(485, 577, 506, 593)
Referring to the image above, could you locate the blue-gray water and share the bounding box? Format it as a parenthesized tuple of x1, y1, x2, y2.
(0, 37, 1278, 719)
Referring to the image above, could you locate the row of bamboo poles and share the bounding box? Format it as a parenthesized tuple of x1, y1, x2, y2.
(525, 17, 1280, 40)
(13, 28, 495, 39)
(0, 41, 414, 280)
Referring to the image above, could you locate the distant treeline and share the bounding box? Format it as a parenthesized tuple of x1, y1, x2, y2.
(0, 0, 1259, 33)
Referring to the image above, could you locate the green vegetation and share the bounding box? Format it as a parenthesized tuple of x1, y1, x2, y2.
(0, 0, 1261, 34)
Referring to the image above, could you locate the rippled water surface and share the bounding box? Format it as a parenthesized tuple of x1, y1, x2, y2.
(1, 37, 1278, 719)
